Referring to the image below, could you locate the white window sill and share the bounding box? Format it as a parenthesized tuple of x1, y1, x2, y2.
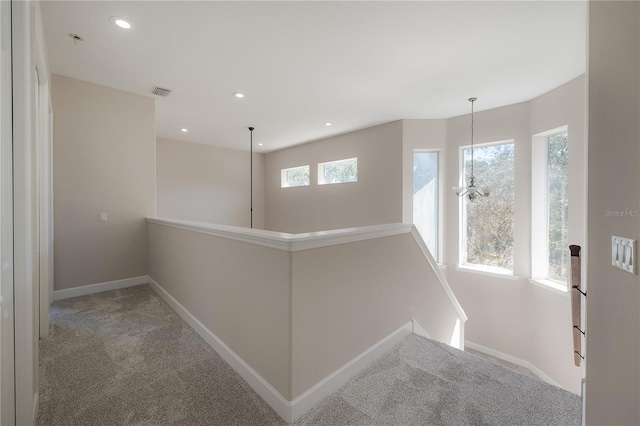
(454, 265, 519, 281)
(528, 278, 570, 297)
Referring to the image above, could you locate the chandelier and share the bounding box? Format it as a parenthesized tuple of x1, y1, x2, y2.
(452, 97, 490, 201)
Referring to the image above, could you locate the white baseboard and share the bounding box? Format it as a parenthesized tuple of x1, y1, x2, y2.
(32, 392, 39, 424)
(465, 341, 563, 389)
(412, 319, 431, 339)
(290, 322, 413, 421)
(148, 275, 414, 423)
(148, 277, 294, 422)
(53, 276, 149, 300)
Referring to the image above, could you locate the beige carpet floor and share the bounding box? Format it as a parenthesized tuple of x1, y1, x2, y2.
(37, 285, 581, 425)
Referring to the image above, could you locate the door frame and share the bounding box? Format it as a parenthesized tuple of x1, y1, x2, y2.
(13, 0, 37, 423)
(0, 0, 15, 423)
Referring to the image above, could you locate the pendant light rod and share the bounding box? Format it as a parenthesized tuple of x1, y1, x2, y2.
(469, 97, 476, 179)
(249, 126, 254, 228)
(452, 97, 490, 200)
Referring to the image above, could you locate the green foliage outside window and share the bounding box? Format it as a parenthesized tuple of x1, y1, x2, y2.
(464, 143, 515, 271)
(547, 132, 569, 282)
(286, 167, 310, 187)
(322, 159, 357, 184)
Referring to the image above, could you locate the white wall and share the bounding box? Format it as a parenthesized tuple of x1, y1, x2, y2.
(265, 121, 403, 233)
(586, 2, 640, 424)
(52, 75, 156, 291)
(156, 137, 265, 229)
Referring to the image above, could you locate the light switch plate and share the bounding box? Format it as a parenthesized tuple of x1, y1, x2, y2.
(612, 236, 636, 274)
(99, 213, 108, 222)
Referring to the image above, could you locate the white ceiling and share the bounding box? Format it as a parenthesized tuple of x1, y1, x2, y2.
(41, 1, 587, 153)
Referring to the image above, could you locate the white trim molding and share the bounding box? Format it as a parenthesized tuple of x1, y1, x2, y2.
(412, 319, 431, 339)
(465, 341, 565, 391)
(149, 275, 414, 423)
(290, 322, 412, 421)
(146, 218, 467, 325)
(148, 277, 294, 422)
(528, 278, 570, 297)
(454, 264, 520, 281)
(147, 217, 413, 253)
(53, 276, 149, 300)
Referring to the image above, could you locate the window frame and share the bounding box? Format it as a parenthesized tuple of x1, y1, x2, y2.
(413, 149, 443, 263)
(280, 164, 310, 188)
(458, 139, 515, 274)
(531, 126, 569, 291)
(317, 157, 358, 185)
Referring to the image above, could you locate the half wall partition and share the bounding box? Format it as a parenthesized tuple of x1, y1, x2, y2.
(147, 217, 466, 422)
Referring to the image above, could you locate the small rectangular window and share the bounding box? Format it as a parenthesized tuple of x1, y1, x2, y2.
(281, 165, 310, 188)
(318, 157, 358, 185)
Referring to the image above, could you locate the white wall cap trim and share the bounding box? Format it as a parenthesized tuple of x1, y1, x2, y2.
(147, 217, 412, 252)
(410, 228, 468, 322)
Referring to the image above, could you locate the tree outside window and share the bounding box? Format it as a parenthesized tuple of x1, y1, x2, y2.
(463, 143, 515, 271)
(547, 132, 569, 282)
(318, 158, 357, 185)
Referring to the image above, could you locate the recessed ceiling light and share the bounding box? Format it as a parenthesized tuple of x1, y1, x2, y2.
(233, 92, 245, 98)
(325, 122, 333, 126)
(110, 16, 131, 29)
(180, 128, 188, 132)
(258, 143, 263, 146)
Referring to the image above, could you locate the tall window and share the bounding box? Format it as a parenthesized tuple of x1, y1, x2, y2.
(281, 165, 310, 188)
(413, 151, 440, 262)
(532, 129, 569, 286)
(318, 157, 357, 185)
(547, 132, 569, 282)
(461, 142, 515, 272)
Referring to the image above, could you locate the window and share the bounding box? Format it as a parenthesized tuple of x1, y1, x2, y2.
(461, 142, 515, 272)
(318, 157, 357, 185)
(413, 151, 440, 262)
(532, 128, 569, 287)
(281, 165, 310, 188)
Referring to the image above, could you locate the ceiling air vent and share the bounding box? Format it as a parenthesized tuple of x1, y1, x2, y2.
(151, 86, 171, 97)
